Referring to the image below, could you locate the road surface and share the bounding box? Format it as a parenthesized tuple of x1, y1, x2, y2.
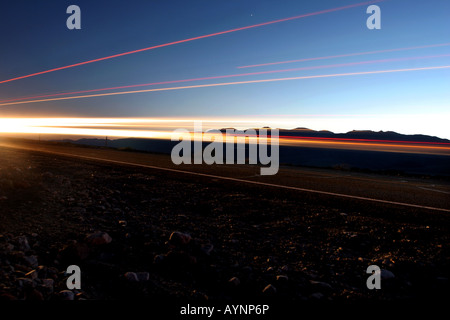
(1, 138, 449, 213)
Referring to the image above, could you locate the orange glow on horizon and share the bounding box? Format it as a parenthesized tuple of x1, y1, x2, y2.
(0, 117, 449, 156)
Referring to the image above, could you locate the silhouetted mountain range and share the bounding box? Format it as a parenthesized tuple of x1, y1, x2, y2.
(55, 129, 450, 177)
(282, 128, 450, 142)
(60, 128, 450, 149)
(58, 128, 450, 153)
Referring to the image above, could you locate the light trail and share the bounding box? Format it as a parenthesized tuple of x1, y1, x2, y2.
(0, 118, 173, 139)
(1, 118, 449, 154)
(1, 53, 448, 104)
(0, 0, 385, 85)
(1, 65, 449, 107)
(278, 139, 450, 151)
(238, 42, 450, 68)
(277, 135, 450, 146)
(1, 143, 449, 213)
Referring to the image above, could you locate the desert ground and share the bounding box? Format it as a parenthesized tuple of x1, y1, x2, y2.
(0, 139, 449, 314)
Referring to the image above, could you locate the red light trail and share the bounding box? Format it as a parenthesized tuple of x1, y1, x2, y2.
(1, 53, 447, 104)
(0, 0, 385, 85)
(0, 65, 449, 107)
(237, 42, 450, 68)
(276, 135, 450, 146)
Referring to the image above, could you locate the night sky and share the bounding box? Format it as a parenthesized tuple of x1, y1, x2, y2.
(0, 0, 449, 138)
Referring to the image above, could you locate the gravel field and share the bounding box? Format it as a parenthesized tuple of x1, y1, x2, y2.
(0, 143, 449, 315)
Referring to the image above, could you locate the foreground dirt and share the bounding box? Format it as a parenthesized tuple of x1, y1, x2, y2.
(0, 145, 449, 307)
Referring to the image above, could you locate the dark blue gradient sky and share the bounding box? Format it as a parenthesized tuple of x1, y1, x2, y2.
(0, 0, 449, 138)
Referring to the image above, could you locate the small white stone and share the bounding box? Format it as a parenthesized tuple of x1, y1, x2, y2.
(262, 284, 277, 295)
(228, 277, 240, 286)
(136, 272, 150, 282)
(124, 272, 139, 282)
(59, 290, 75, 300)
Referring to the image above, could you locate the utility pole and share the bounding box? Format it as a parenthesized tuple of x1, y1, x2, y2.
(105, 136, 108, 148)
